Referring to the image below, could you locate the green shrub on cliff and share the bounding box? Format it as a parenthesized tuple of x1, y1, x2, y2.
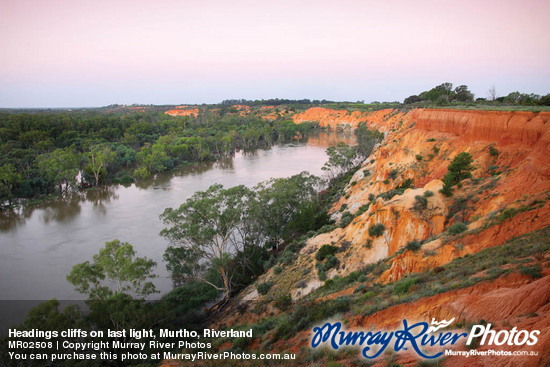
(368, 223, 386, 237)
(441, 152, 474, 196)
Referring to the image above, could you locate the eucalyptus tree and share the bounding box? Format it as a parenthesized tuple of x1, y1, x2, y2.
(250, 171, 321, 248)
(86, 144, 116, 186)
(66, 239, 158, 301)
(36, 147, 80, 193)
(160, 184, 253, 299)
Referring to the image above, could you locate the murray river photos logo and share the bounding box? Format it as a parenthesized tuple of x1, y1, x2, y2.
(311, 318, 540, 359)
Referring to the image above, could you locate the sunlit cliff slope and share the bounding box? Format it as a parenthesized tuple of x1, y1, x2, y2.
(175, 107, 550, 366)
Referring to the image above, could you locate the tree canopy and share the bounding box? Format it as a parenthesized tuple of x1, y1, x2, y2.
(440, 152, 475, 196)
(66, 239, 158, 300)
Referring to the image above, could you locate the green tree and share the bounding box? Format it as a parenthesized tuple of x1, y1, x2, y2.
(160, 184, 252, 299)
(420, 82, 454, 102)
(37, 148, 80, 192)
(454, 85, 474, 102)
(355, 124, 384, 159)
(250, 172, 320, 247)
(441, 152, 474, 196)
(86, 145, 116, 186)
(66, 239, 158, 301)
(322, 142, 358, 179)
(0, 163, 21, 204)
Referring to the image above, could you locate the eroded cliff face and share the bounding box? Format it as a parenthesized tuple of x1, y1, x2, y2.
(292, 107, 405, 131)
(218, 107, 550, 366)
(164, 106, 200, 117)
(294, 108, 550, 285)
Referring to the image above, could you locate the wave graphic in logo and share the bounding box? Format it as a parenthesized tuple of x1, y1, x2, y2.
(426, 317, 455, 333)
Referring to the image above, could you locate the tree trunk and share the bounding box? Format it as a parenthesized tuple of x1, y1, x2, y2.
(220, 267, 231, 300)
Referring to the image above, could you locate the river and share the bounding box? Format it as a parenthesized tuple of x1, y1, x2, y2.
(0, 132, 355, 301)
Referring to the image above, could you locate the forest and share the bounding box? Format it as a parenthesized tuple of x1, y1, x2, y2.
(0, 109, 317, 206)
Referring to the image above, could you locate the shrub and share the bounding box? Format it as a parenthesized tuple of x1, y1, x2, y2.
(323, 255, 339, 270)
(368, 223, 386, 237)
(232, 337, 250, 350)
(488, 165, 500, 176)
(356, 203, 370, 215)
(489, 146, 499, 158)
(368, 193, 375, 202)
(274, 298, 350, 340)
(396, 178, 414, 190)
(317, 224, 336, 234)
(519, 265, 542, 279)
(315, 245, 339, 261)
(427, 138, 436, 142)
(275, 294, 292, 310)
(414, 195, 428, 210)
(416, 154, 423, 161)
(447, 222, 468, 235)
(256, 281, 273, 295)
(498, 207, 516, 223)
(393, 277, 418, 295)
(405, 240, 421, 252)
(277, 251, 296, 265)
(433, 146, 440, 155)
(339, 211, 353, 228)
(423, 190, 434, 197)
(316, 254, 339, 272)
(273, 266, 283, 275)
(388, 169, 398, 180)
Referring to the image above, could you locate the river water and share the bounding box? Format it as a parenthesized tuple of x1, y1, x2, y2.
(0, 132, 354, 301)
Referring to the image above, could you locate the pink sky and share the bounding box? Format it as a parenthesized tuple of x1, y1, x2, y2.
(1, 0, 549, 107)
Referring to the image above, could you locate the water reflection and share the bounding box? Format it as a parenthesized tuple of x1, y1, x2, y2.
(0, 207, 28, 232)
(0, 187, 120, 228)
(134, 161, 217, 190)
(41, 195, 83, 224)
(0, 132, 357, 300)
(308, 131, 356, 146)
(84, 187, 119, 215)
(215, 156, 235, 171)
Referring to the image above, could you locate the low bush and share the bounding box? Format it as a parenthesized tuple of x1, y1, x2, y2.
(368, 223, 386, 237)
(316, 254, 339, 272)
(447, 222, 468, 235)
(275, 294, 292, 311)
(393, 277, 418, 295)
(315, 245, 339, 261)
(414, 195, 428, 210)
(519, 265, 542, 279)
(339, 211, 354, 228)
(405, 240, 422, 252)
(256, 281, 274, 295)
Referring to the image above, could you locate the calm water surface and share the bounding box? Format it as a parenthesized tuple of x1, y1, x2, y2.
(0, 133, 354, 300)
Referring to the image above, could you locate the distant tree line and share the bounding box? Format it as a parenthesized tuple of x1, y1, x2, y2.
(220, 98, 335, 106)
(404, 82, 550, 106)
